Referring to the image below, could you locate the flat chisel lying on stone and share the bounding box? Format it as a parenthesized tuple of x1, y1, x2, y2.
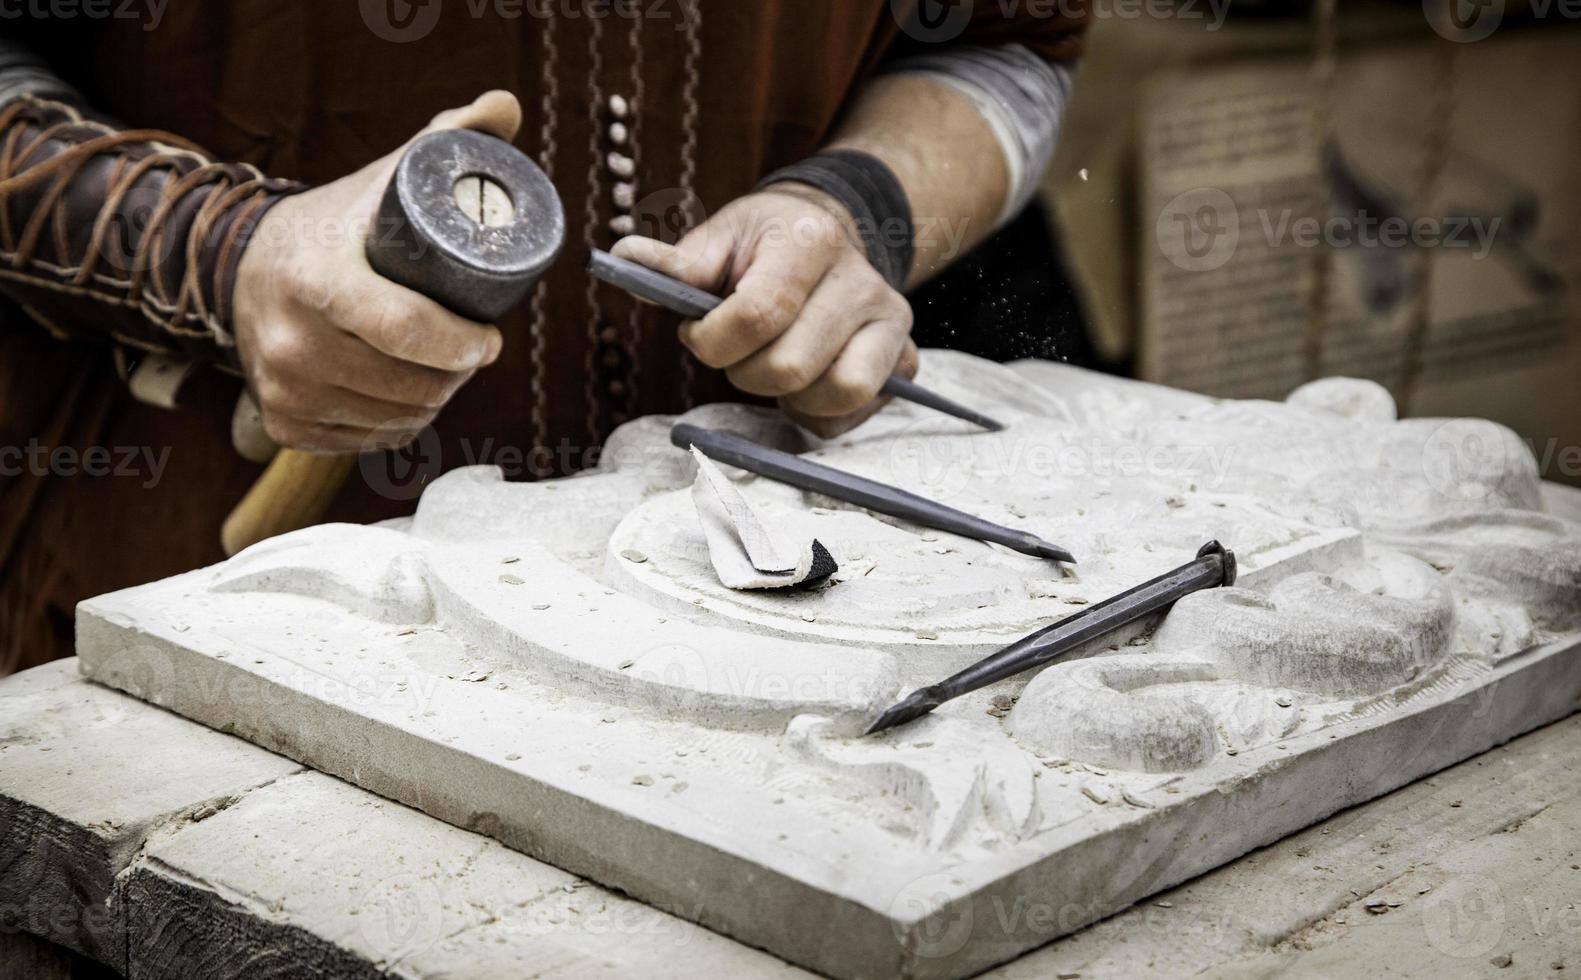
(591, 249, 1005, 432)
(671, 422, 1074, 564)
(865, 541, 1237, 735)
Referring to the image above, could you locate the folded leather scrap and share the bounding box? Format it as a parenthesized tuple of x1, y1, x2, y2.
(688, 447, 838, 591)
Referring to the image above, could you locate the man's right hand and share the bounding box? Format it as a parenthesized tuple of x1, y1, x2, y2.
(232, 91, 522, 453)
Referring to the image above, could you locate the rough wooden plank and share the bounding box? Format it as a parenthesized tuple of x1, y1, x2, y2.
(126, 770, 809, 980)
(987, 712, 1581, 977)
(0, 660, 303, 971)
(1203, 791, 1581, 977)
(0, 930, 114, 980)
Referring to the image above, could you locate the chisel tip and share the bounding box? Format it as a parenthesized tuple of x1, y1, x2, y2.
(1031, 540, 1077, 565)
(865, 686, 948, 735)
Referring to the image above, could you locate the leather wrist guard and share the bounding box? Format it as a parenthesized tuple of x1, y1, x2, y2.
(0, 94, 304, 362)
(758, 149, 916, 290)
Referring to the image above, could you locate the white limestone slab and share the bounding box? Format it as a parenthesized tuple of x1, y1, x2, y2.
(77, 353, 1581, 979)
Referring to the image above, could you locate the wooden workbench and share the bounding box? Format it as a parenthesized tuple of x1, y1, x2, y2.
(3, 658, 1577, 978)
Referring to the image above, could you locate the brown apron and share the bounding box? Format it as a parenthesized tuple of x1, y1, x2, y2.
(0, 1, 1086, 673)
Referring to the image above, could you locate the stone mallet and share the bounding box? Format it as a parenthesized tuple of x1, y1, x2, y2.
(671, 422, 1075, 564)
(589, 249, 1006, 433)
(221, 129, 567, 556)
(865, 541, 1237, 735)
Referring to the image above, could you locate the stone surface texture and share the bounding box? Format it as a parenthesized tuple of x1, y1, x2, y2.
(74, 353, 1581, 979)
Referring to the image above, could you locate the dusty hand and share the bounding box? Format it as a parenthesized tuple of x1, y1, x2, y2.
(232, 91, 522, 452)
(611, 186, 918, 439)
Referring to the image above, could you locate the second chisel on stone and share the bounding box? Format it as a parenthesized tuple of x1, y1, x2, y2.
(671, 422, 1075, 564)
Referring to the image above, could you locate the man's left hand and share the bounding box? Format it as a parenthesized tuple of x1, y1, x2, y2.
(610, 185, 918, 438)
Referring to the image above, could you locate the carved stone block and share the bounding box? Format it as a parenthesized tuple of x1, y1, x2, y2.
(78, 352, 1581, 979)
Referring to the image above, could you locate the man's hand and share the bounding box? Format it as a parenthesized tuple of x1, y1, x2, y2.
(232, 91, 522, 452)
(611, 186, 918, 439)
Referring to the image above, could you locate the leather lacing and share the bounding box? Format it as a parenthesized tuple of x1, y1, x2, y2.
(0, 95, 301, 349)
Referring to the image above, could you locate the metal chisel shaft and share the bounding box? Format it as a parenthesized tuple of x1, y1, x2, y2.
(671, 423, 1074, 564)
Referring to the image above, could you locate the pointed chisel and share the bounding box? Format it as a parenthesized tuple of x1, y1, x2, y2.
(866, 541, 1236, 734)
(671, 422, 1074, 564)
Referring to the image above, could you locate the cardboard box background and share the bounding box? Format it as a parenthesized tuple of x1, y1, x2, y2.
(1044, 18, 1581, 483)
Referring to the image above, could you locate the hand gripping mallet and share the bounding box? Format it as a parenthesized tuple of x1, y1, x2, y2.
(221, 130, 565, 556)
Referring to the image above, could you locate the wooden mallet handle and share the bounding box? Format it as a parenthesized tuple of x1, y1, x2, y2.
(221, 129, 565, 556)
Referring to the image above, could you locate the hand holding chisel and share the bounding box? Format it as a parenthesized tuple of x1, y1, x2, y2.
(590, 249, 1005, 432)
